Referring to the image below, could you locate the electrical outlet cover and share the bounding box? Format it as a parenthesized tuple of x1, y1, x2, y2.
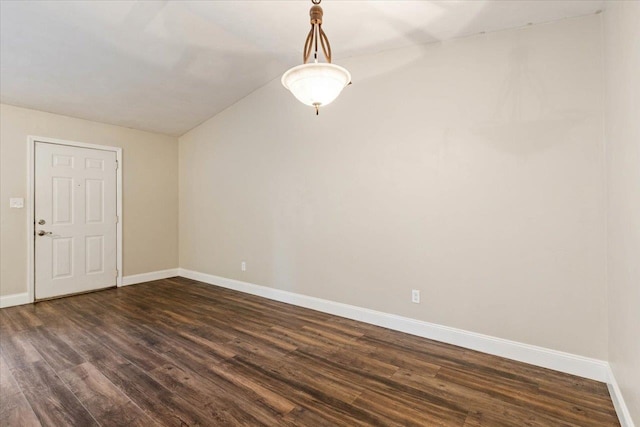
(411, 290, 420, 303)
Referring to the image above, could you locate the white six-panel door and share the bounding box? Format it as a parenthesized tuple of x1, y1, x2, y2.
(35, 142, 117, 300)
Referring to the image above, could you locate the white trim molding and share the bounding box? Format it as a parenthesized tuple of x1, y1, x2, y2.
(607, 365, 636, 427)
(0, 292, 30, 309)
(122, 269, 180, 286)
(177, 269, 609, 383)
(1, 268, 178, 308)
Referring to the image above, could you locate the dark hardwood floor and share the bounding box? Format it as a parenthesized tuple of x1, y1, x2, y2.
(0, 277, 619, 426)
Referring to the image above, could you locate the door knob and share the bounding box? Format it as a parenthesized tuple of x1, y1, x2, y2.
(37, 230, 52, 236)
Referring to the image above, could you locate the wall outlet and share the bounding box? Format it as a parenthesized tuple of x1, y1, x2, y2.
(241, 261, 246, 272)
(411, 289, 420, 304)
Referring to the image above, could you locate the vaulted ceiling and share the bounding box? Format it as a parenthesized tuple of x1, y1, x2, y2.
(0, 1, 603, 136)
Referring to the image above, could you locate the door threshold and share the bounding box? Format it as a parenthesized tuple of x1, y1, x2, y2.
(35, 285, 117, 302)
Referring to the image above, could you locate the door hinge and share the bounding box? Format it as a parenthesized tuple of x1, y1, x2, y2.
(115, 215, 119, 223)
(115, 160, 119, 170)
(115, 269, 119, 278)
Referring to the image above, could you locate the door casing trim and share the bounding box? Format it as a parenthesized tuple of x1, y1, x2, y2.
(27, 136, 123, 303)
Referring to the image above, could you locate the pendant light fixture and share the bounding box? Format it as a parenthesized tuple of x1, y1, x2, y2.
(281, 0, 351, 115)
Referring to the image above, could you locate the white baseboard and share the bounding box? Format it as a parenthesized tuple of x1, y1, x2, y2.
(0, 292, 30, 308)
(121, 268, 179, 286)
(607, 365, 636, 427)
(177, 269, 609, 383)
(1, 269, 178, 306)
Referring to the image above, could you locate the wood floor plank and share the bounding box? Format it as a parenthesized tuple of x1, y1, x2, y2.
(12, 360, 98, 426)
(0, 354, 41, 426)
(0, 309, 24, 335)
(0, 354, 21, 397)
(0, 389, 41, 427)
(59, 362, 157, 426)
(281, 405, 374, 427)
(391, 368, 583, 427)
(0, 277, 621, 426)
(351, 389, 467, 426)
(1, 332, 44, 370)
(3, 305, 43, 331)
(92, 356, 212, 427)
(25, 327, 86, 372)
(436, 365, 616, 426)
(148, 362, 283, 426)
(275, 353, 365, 403)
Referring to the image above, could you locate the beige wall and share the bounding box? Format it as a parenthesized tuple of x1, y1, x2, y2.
(604, 1, 640, 423)
(0, 104, 179, 297)
(180, 15, 607, 359)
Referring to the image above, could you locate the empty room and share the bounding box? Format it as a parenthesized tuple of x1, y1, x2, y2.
(0, 0, 638, 425)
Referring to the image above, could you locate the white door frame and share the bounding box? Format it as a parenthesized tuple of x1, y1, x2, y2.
(27, 136, 123, 303)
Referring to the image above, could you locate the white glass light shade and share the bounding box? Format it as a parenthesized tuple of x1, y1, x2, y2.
(281, 63, 351, 107)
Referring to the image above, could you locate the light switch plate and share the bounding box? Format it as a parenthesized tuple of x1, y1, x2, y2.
(9, 198, 24, 208)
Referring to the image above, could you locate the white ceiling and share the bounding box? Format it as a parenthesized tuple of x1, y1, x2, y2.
(1, 0, 604, 136)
